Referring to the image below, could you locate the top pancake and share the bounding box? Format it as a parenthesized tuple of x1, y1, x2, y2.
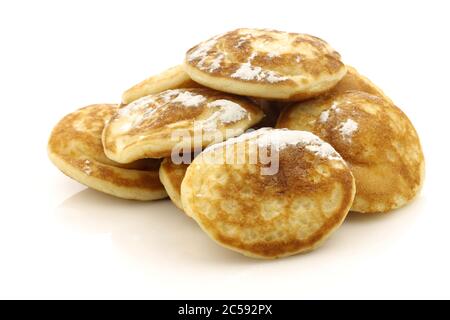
(184, 28, 347, 101)
(181, 128, 355, 259)
(48, 104, 167, 200)
(277, 91, 425, 213)
(103, 88, 264, 163)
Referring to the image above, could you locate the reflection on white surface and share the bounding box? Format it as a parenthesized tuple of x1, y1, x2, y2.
(56, 188, 426, 268)
(57, 189, 255, 266)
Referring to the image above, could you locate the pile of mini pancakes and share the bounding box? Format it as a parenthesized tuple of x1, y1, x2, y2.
(48, 28, 424, 259)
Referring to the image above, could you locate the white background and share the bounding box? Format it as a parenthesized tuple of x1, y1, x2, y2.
(0, 0, 449, 299)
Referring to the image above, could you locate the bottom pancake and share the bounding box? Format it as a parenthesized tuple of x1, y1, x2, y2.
(181, 128, 356, 259)
(48, 104, 167, 200)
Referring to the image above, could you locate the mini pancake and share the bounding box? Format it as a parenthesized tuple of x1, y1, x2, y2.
(184, 28, 347, 101)
(181, 128, 356, 259)
(122, 65, 202, 104)
(277, 91, 425, 213)
(48, 104, 167, 200)
(103, 88, 264, 163)
(159, 158, 189, 210)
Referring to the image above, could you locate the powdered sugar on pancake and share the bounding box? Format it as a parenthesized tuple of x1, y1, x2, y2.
(171, 91, 206, 107)
(187, 38, 217, 67)
(207, 100, 247, 123)
(231, 63, 288, 83)
(319, 102, 341, 123)
(118, 95, 155, 116)
(256, 129, 340, 160)
(209, 54, 224, 72)
(197, 99, 248, 131)
(338, 119, 358, 141)
(319, 110, 329, 123)
(206, 128, 341, 161)
(82, 159, 92, 175)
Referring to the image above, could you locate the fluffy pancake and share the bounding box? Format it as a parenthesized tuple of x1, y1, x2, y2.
(48, 104, 167, 200)
(184, 28, 347, 101)
(103, 88, 264, 163)
(122, 65, 202, 104)
(181, 128, 356, 259)
(159, 158, 189, 209)
(277, 91, 424, 213)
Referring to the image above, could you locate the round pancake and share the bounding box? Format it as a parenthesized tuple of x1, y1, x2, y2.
(277, 91, 425, 213)
(159, 158, 189, 210)
(103, 88, 264, 163)
(122, 65, 202, 104)
(48, 104, 167, 200)
(184, 28, 347, 101)
(181, 128, 356, 259)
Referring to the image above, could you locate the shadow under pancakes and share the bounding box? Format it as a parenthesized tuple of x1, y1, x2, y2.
(56, 188, 255, 267)
(318, 194, 426, 254)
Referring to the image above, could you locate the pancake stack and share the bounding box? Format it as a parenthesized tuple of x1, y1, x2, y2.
(48, 28, 424, 259)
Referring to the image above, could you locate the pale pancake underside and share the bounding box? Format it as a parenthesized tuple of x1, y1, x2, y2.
(48, 104, 167, 200)
(184, 28, 347, 101)
(181, 128, 355, 259)
(277, 91, 424, 213)
(103, 88, 264, 163)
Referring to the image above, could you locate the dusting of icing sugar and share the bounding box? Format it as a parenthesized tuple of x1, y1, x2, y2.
(188, 38, 217, 67)
(267, 52, 279, 59)
(205, 128, 341, 161)
(265, 71, 288, 83)
(295, 55, 302, 63)
(231, 63, 288, 83)
(330, 102, 341, 113)
(160, 90, 179, 102)
(256, 129, 340, 160)
(119, 95, 155, 116)
(338, 119, 358, 141)
(82, 159, 92, 175)
(171, 91, 206, 107)
(248, 52, 258, 61)
(209, 53, 224, 72)
(319, 102, 343, 124)
(231, 62, 262, 81)
(319, 110, 329, 123)
(197, 99, 248, 131)
(235, 34, 251, 48)
(208, 100, 247, 123)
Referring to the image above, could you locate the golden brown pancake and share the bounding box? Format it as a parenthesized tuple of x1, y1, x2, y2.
(48, 104, 167, 200)
(181, 128, 356, 259)
(184, 28, 347, 101)
(122, 65, 202, 104)
(103, 88, 264, 163)
(277, 91, 424, 213)
(159, 158, 189, 210)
